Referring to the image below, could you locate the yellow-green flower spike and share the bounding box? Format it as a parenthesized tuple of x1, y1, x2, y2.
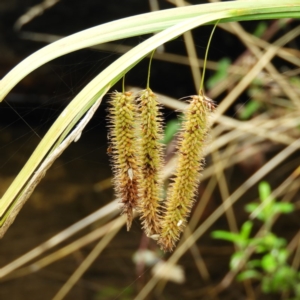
(138, 88, 164, 237)
(158, 91, 215, 252)
(107, 91, 140, 231)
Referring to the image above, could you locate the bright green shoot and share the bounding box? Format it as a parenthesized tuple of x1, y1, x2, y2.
(247, 181, 294, 230)
(212, 181, 298, 298)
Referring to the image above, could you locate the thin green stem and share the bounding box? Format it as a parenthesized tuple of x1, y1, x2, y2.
(147, 50, 156, 89)
(122, 76, 125, 93)
(199, 20, 219, 93)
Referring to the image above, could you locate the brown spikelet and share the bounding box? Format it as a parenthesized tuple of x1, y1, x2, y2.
(158, 91, 215, 252)
(137, 88, 164, 237)
(107, 91, 140, 231)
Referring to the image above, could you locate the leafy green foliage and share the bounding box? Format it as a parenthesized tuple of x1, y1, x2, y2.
(212, 181, 299, 298)
(246, 181, 294, 226)
(212, 221, 253, 249)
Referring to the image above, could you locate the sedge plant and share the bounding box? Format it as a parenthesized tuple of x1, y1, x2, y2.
(107, 52, 165, 237)
(106, 23, 217, 252)
(0, 1, 299, 250)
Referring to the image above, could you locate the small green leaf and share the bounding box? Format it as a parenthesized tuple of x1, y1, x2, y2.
(261, 254, 277, 273)
(275, 238, 287, 249)
(211, 230, 241, 243)
(277, 249, 289, 265)
(247, 259, 262, 269)
(240, 221, 253, 240)
(237, 270, 262, 281)
(273, 202, 294, 214)
(263, 233, 285, 249)
(256, 244, 268, 253)
(245, 203, 258, 213)
(271, 266, 296, 292)
(230, 251, 245, 271)
(257, 181, 275, 220)
(258, 181, 272, 203)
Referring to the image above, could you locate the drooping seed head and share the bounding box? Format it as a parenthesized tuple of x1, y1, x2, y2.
(137, 88, 164, 237)
(107, 91, 140, 231)
(158, 92, 215, 252)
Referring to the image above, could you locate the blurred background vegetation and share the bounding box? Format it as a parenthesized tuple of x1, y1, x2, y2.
(0, 0, 300, 299)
